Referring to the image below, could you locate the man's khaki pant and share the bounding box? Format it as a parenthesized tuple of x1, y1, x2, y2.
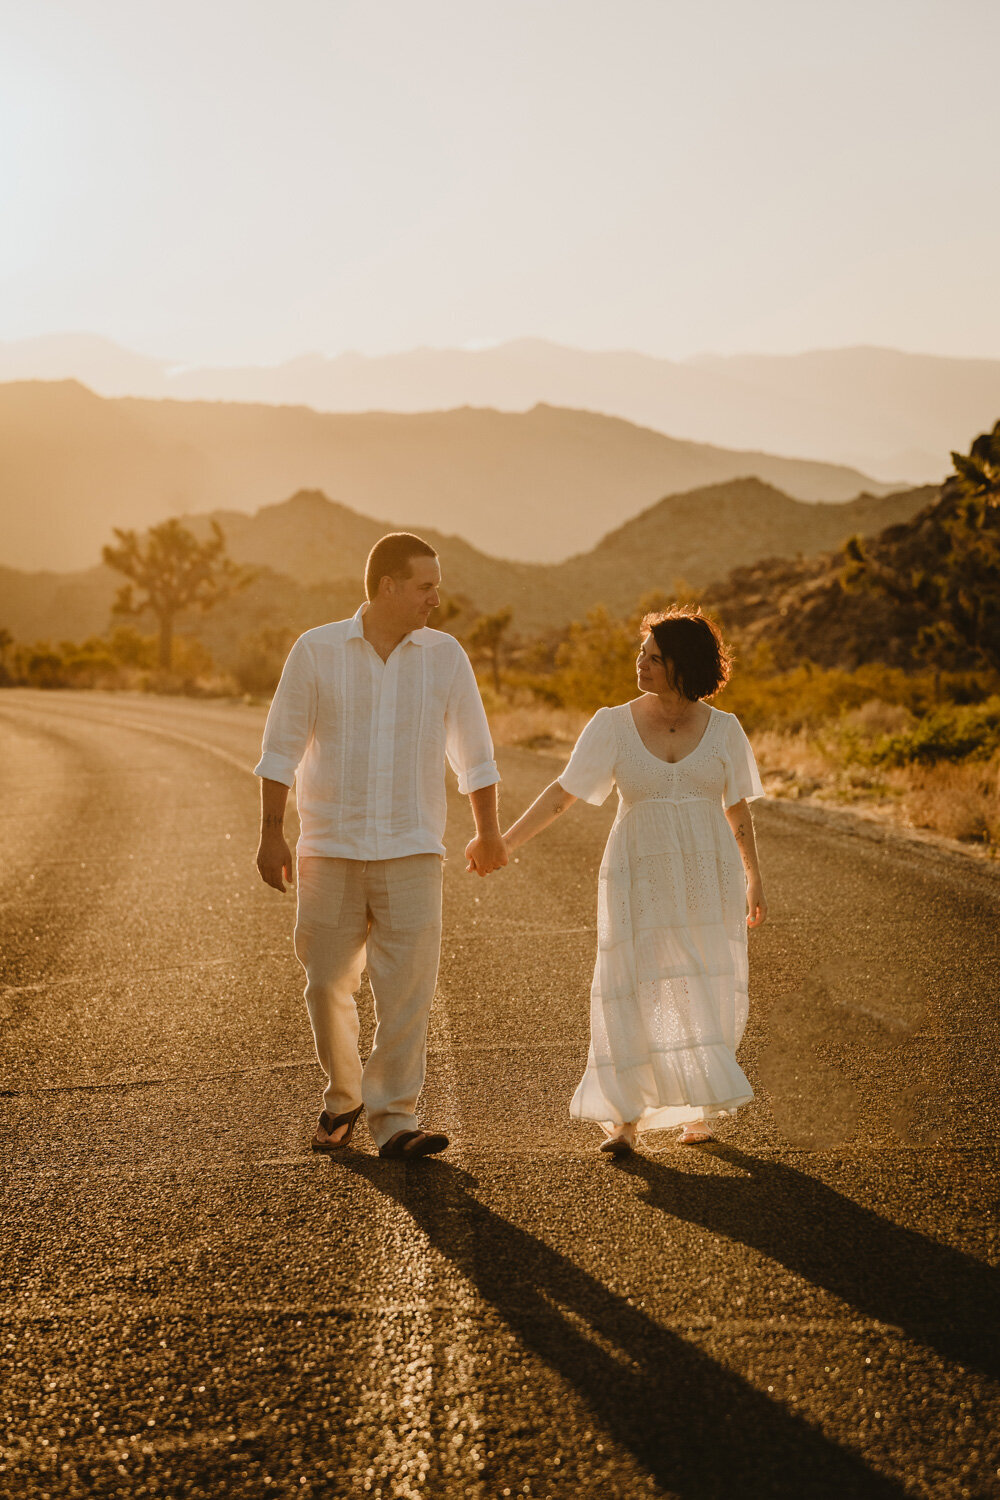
(293, 853, 444, 1147)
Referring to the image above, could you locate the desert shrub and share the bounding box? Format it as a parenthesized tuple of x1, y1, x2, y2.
(234, 627, 296, 696)
(5, 630, 159, 688)
(839, 699, 914, 736)
(720, 663, 914, 732)
(8, 640, 117, 689)
(890, 756, 1000, 844)
(22, 645, 67, 688)
(549, 605, 637, 711)
(716, 662, 998, 735)
(487, 702, 588, 751)
(58, 639, 119, 687)
(139, 635, 217, 694)
(106, 626, 157, 669)
(866, 697, 1000, 767)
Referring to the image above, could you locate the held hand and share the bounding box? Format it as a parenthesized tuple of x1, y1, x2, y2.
(746, 880, 767, 929)
(465, 831, 509, 877)
(257, 835, 294, 893)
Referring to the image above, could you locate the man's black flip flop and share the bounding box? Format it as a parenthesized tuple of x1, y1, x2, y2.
(378, 1129, 449, 1159)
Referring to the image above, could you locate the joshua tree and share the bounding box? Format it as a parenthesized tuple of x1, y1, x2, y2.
(468, 607, 513, 695)
(102, 519, 249, 672)
(951, 418, 1000, 503)
(844, 420, 1000, 673)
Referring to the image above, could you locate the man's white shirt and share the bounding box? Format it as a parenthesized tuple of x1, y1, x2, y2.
(254, 605, 500, 860)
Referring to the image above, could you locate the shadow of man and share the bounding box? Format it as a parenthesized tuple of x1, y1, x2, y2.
(621, 1144, 1000, 1383)
(339, 1155, 907, 1499)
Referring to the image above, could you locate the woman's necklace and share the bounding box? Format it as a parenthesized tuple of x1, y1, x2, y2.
(657, 697, 693, 734)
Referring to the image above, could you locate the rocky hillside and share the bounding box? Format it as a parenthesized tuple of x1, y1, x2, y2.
(702, 492, 969, 671)
(0, 480, 934, 652)
(547, 478, 933, 617)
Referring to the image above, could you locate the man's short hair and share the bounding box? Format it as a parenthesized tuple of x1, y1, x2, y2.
(364, 533, 438, 601)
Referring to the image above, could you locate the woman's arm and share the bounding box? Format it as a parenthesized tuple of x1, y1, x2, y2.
(725, 798, 768, 929)
(503, 780, 578, 853)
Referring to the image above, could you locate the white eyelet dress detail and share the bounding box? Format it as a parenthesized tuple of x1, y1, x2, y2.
(557, 703, 764, 1131)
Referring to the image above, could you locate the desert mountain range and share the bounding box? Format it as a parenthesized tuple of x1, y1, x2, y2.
(4, 335, 999, 484)
(0, 380, 895, 573)
(0, 479, 933, 650)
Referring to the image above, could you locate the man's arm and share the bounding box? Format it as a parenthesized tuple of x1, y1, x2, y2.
(257, 778, 294, 892)
(253, 635, 316, 893)
(465, 784, 507, 877)
(443, 645, 504, 876)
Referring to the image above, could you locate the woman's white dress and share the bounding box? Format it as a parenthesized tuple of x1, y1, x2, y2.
(558, 703, 764, 1131)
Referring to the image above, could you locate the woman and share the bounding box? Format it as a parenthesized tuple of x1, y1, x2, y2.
(503, 609, 766, 1153)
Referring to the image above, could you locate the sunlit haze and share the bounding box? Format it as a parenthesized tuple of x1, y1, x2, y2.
(2, 0, 999, 365)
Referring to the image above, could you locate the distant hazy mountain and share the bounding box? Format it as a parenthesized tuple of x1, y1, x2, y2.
(0, 562, 117, 645)
(3, 334, 998, 482)
(0, 333, 167, 394)
(0, 480, 932, 647)
(0, 381, 893, 573)
(689, 347, 1000, 484)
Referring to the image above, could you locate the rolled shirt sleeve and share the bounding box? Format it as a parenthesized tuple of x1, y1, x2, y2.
(254, 635, 318, 786)
(558, 707, 617, 806)
(444, 646, 500, 795)
(723, 714, 765, 807)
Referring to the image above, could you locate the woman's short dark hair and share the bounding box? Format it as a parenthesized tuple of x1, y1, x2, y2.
(642, 608, 732, 701)
(365, 532, 438, 601)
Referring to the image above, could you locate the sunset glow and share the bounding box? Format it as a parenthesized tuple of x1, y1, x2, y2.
(2, 0, 999, 364)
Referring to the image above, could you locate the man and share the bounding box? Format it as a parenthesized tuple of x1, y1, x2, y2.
(255, 532, 506, 1159)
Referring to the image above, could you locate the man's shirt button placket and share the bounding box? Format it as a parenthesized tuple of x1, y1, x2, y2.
(374, 650, 401, 861)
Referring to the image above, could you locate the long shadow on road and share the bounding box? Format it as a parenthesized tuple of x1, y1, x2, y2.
(622, 1145, 1000, 1383)
(341, 1156, 908, 1499)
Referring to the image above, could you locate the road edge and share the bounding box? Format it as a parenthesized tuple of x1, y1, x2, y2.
(762, 793, 1000, 887)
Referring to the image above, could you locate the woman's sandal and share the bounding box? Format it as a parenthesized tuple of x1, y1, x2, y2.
(312, 1103, 364, 1153)
(679, 1122, 715, 1145)
(378, 1128, 450, 1160)
(599, 1125, 638, 1157)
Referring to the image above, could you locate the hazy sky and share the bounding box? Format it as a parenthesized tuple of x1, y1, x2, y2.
(2, 0, 999, 365)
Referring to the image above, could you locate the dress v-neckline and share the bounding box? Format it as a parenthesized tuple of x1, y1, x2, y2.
(625, 702, 716, 767)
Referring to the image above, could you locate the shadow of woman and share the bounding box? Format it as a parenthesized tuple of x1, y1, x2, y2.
(339, 1155, 907, 1499)
(621, 1145, 999, 1382)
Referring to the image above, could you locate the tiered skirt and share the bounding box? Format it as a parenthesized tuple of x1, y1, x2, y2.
(570, 797, 753, 1130)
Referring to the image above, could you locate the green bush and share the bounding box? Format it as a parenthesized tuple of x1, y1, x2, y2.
(866, 697, 1000, 766)
(3, 628, 217, 692)
(716, 663, 998, 735)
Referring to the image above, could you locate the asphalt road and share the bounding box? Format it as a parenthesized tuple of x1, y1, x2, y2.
(1, 688, 998, 1500)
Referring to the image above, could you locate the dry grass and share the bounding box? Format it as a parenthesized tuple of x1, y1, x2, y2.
(752, 729, 831, 798)
(488, 703, 588, 751)
(888, 757, 1000, 846)
(838, 699, 913, 736)
(757, 728, 1000, 853)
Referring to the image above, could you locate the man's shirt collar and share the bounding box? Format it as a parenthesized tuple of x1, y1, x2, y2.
(349, 602, 428, 647)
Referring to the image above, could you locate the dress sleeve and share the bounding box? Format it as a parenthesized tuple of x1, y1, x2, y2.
(723, 713, 764, 807)
(557, 708, 617, 806)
